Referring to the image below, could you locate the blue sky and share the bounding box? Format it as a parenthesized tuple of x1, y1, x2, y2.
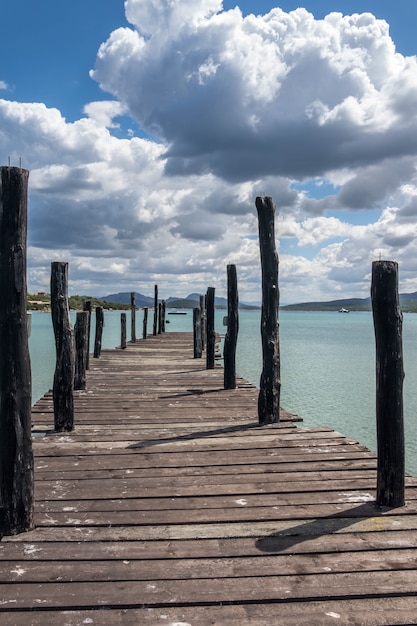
(1, 1, 417, 303)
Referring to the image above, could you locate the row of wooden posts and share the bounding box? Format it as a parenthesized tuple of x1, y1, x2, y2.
(51, 261, 238, 434)
(0, 166, 406, 539)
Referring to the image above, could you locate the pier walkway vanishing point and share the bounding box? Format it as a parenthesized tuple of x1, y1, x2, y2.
(1, 332, 417, 625)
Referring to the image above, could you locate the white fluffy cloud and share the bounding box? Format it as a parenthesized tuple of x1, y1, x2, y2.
(92, 5, 417, 183)
(2, 1, 417, 303)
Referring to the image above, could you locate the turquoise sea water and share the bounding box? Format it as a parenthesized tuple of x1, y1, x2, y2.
(29, 309, 417, 475)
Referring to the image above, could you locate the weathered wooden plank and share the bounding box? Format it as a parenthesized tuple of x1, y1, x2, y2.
(31, 477, 388, 501)
(32, 449, 377, 470)
(31, 438, 364, 458)
(32, 427, 348, 443)
(2, 547, 417, 583)
(3, 597, 417, 626)
(2, 529, 417, 560)
(1, 570, 417, 609)
(32, 464, 382, 485)
(6, 515, 417, 543)
(34, 489, 417, 515)
(31, 501, 417, 527)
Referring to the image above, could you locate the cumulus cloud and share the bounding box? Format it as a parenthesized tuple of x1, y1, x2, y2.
(83, 100, 128, 128)
(92, 4, 417, 183)
(2, 1, 417, 303)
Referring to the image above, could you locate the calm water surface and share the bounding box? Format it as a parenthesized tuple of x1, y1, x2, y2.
(29, 309, 417, 475)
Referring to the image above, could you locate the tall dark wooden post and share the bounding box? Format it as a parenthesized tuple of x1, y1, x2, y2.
(0, 166, 34, 535)
(193, 307, 202, 358)
(206, 287, 215, 370)
(153, 285, 158, 336)
(161, 300, 166, 333)
(93, 306, 104, 358)
(224, 264, 239, 390)
(143, 307, 148, 339)
(200, 294, 206, 350)
(371, 260, 405, 507)
(82, 300, 92, 370)
(51, 261, 75, 432)
(256, 196, 280, 425)
(121, 313, 127, 349)
(131, 292, 136, 343)
(74, 311, 89, 390)
(158, 303, 162, 334)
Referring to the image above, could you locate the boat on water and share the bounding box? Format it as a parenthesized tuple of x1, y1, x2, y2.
(168, 310, 188, 315)
(339, 308, 350, 313)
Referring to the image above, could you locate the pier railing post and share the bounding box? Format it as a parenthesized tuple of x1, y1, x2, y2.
(143, 307, 148, 339)
(224, 264, 239, 389)
(74, 311, 89, 390)
(82, 300, 92, 370)
(93, 306, 104, 358)
(161, 300, 166, 333)
(51, 261, 75, 432)
(121, 312, 127, 349)
(371, 260, 405, 507)
(0, 165, 34, 535)
(193, 307, 202, 358)
(131, 292, 136, 343)
(200, 295, 206, 350)
(206, 287, 216, 369)
(153, 285, 158, 336)
(256, 196, 280, 425)
(158, 302, 162, 334)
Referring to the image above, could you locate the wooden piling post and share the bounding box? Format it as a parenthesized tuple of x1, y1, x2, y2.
(0, 165, 34, 535)
(131, 292, 136, 343)
(193, 307, 202, 358)
(200, 294, 206, 350)
(82, 300, 92, 370)
(121, 313, 127, 349)
(256, 196, 280, 425)
(93, 306, 104, 358)
(371, 260, 405, 507)
(153, 285, 158, 336)
(161, 300, 166, 333)
(143, 307, 148, 339)
(224, 264, 239, 389)
(74, 311, 89, 390)
(206, 287, 216, 369)
(158, 302, 162, 334)
(51, 261, 75, 432)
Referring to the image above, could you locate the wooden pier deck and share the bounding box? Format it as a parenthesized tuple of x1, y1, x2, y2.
(1, 332, 417, 625)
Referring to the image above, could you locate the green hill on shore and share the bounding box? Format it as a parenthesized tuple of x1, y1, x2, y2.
(281, 292, 417, 313)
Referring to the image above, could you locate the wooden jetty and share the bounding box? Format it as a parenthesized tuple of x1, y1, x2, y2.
(1, 332, 417, 625)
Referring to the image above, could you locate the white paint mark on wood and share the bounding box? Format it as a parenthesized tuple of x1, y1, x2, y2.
(11, 566, 26, 577)
(24, 544, 41, 555)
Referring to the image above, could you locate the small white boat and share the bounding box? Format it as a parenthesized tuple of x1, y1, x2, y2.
(339, 308, 349, 313)
(168, 310, 188, 315)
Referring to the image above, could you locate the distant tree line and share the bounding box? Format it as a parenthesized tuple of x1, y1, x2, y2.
(27, 293, 130, 311)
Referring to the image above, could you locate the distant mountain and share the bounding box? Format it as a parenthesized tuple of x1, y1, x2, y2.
(402, 291, 417, 301)
(101, 292, 154, 308)
(167, 298, 197, 309)
(186, 293, 258, 309)
(101, 291, 259, 310)
(282, 292, 417, 312)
